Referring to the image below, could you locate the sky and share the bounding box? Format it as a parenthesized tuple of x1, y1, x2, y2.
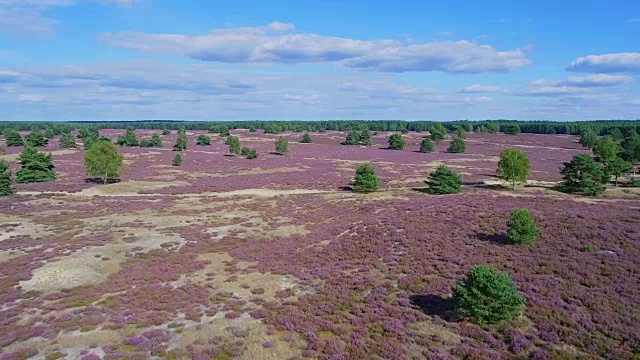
(0, 0, 639, 122)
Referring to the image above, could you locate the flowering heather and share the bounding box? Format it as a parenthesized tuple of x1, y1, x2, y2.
(0, 130, 637, 359)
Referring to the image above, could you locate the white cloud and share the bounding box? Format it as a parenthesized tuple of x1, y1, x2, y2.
(630, 99, 640, 105)
(526, 86, 589, 96)
(100, 23, 532, 73)
(18, 94, 43, 102)
(557, 74, 633, 87)
(460, 84, 500, 93)
(567, 53, 640, 73)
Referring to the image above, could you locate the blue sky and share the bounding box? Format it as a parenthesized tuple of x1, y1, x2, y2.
(0, 0, 639, 121)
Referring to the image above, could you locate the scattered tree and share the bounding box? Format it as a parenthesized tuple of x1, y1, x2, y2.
(400, 128, 409, 134)
(426, 164, 462, 195)
(497, 148, 530, 189)
(275, 136, 289, 154)
(430, 123, 446, 141)
(343, 130, 361, 145)
(173, 130, 188, 151)
(84, 135, 111, 150)
(44, 128, 55, 139)
(140, 134, 163, 148)
(249, 127, 257, 133)
(220, 128, 231, 137)
(59, 134, 77, 149)
(228, 136, 241, 155)
(447, 137, 466, 153)
(359, 129, 372, 145)
(505, 124, 521, 135)
(172, 153, 183, 166)
(25, 131, 48, 147)
(84, 140, 123, 184)
(162, 129, 171, 135)
(16, 146, 56, 183)
(593, 136, 620, 164)
(196, 134, 211, 146)
(388, 134, 406, 150)
(609, 128, 624, 141)
(607, 157, 633, 186)
(420, 138, 435, 153)
(486, 123, 500, 133)
(0, 160, 14, 196)
(506, 209, 539, 245)
(353, 163, 380, 193)
(621, 135, 640, 162)
(5, 131, 24, 147)
(579, 129, 597, 149)
(456, 127, 467, 139)
(301, 133, 312, 143)
(116, 129, 139, 147)
(559, 154, 607, 196)
(453, 265, 525, 325)
(241, 147, 258, 159)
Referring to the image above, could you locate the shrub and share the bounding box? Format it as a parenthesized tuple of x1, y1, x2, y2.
(241, 147, 258, 159)
(44, 128, 55, 139)
(16, 146, 56, 183)
(5, 131, 24, 147)
(559, 154, 607, 196)
(275, 136, 289, 154)
(447, 137, 466, 153)
(173, 130, 188, 151)
(162, 129, 171, 135)
(388, 134, 405, 150)
(353, 163, 380, 193)
(0, 160, 14, 196)
(420, 138, 434, 153)
(400, 128, 409, 134)
(430, 123, 446, 141)
(84, 140, 123, 184)
(359, 129, 372, 145)
(497, 148, 530, 189)
(505, 124, 521, 135)
(301, 133, 312, 143)
(59, 134, 78, 149)
(579, 129, 597, 149)
(25, 131, 48, 147)
(486, 123, 500, 133)
(196, 135, 211, 146)
(343, 130, 360, 145)
(426, 164, 461, 195)
(453, 265, 525, 325)
(172, 154, 183, 166)
(456, 127, 467, 139)
(140, 134, 163, 148)
(506, 209, 539, 245)
(249, 127, 257, 133)
(228, 136, 241, 155)
(116, 129, 139, 147)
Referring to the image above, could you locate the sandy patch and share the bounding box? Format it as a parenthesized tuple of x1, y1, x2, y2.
(80, 180, 190, 196)
(0, 149, 77, 162)
(151, 167, 308, 180)
(203, 188, 328, 198)
(0, 215, 55, 242)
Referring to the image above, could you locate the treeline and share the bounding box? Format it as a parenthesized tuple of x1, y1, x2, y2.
(1, 120, 640, 136)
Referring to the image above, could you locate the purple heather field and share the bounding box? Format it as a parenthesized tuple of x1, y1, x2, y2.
(0, 129, 639, 360)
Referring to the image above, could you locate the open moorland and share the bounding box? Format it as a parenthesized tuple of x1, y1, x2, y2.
(1, 128, 639, 359)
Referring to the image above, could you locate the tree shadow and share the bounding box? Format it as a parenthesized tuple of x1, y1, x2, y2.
(475, 232, 508, 245)
(337, 186, 353, 192)
(269, 152, 285, 155)
(222, 154, 236, 157)
(410, 187, 429, 194)
(84, 178, 121, 185)
(409, 294, 457, 322)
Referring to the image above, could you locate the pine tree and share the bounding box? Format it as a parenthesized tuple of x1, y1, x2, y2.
(5, 131, 24, 147)
(301, 133, 312, 143)
(456, 127, 467, 139)
(353, 163, 380, 193)
(343, 130, 361, 145)
(420, 138, 435, 153)
(388, 134, 405, 150)
(607, 157, 633, 186)
(426, 164, 462, 195)
(559, 154, 607, 196)
(173, 130, 188, 151)
(579, 129, 597, 149)
(447, 137, 466, 153)
(139, 134, 163, 148)
(25, 131, 48, 147)
(84, 140, 123, 184)
(44, 128, 55, 139)
(16, 146, 56, 183)
(228, 136, 241, 155)
(505, 124, 521, 135)
(172, 153, 183, 166)
(116, 129, 139, 147)
(59, 134, 78, 149)
(0, 160, 14, 196)
(162, 129, 171, 135)
(359, 129, 372, 145)
(275, 136, 289, 154)
(430, 123, 446, 141)
(196, 135, 211, 146)
(241, 147, 258, 159)
(506, 209, 539, 245)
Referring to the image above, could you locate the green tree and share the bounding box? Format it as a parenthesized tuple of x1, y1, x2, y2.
(559, 154, 607, 196)
(609, 128, 624, 141)
(5, 131, 24, 147)
(343, 130, 361, 145)
(0, 160, 14, 196)
(456, 127, 467, 139)
(593, 136, 620, 164)
(486, 123, 500, 133)
(621, 135, 640, 162)
(275, 136, 289, 154)
(607, 157, 633, 186)
(173, 130, 188, 151)
(453, 265, 525, 325)
(172, 153, 183, 166)
(162, 129, 171, 135)
(359, 129, 372, 145)
(59, 134, 77, 149)
(228, 136, 241, 155)
(505, 124, 521, 135)
(579, 129, 597, 149)
(16, 146, 56, 183)
(426, 164, 462, 195)
(388, 134, 405, 150)
(301, 133, 312, 143)
(116, 129, 139, 147)
(84, 140, 123, 184)
(196, 134, 211, 146)
(506, 209, 539, 245)
(430, 123, 446, 141)
(220, 128, 230, 137)
(353, 163, 380, 193)
(447, 137, 466, 153)
(84, 135, 111, 150)
(140, 134, 163, 148)
(249, 127, 257, 133)
(420, 138, 435, 153)
(241, 147, 258, 159)
(44, 128, 55, 139)
(25, 131, 48, 147)
(497, 148, 530, 189)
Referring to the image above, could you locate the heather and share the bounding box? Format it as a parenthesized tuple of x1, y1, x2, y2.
(0, 128, 638, 359)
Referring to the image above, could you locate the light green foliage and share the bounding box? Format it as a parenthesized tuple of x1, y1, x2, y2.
(353, 163, 380, 193)
(497, 148, 530, 189)
(506, 209, 539, 245)
(447, 137, 466, 153)
(426, 164, 462, 195)
(59, 134, 77, 149)
(196, 134, 211, 146)
(505, 124, 521, 135)
(621, 134, 640, 162)
(173, 130, 188, 151)
(5, 131, 24, 147)
(388, 134, 405, 150)
(456, 127, 467, 139)
(84, 140, 123, 184)
(44, 128, 55, 139)
(420, 138, 435, 153)
(0, 160, 14, 196)
(609, 128, 624, 141)
(249, 127, 257, 133)
(16, 146, 56, 183)
(486, 123, 500, 133)
(593, 136, 621, 164)
(275, 136, 289, 154)
(172, 153, 183, 166)
(301, 133, 312, 143)
(453, 265, 525, 325)
(607, 157, 633, 186)
(228, 136, 241, 155)
(579, 129, 597, 149)
(140, 134, 163, 148)
(560, 154, 607, 196)
(241, 147, 258, 159)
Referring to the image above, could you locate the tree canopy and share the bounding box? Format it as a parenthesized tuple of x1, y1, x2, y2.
(497, 148, 530, 189)
(0, 160, 14, 196)
(426, 164, 462, 194)
(353, 163, 380, 193)
(559, 154, 607, 196)
(420, 138, 435, 153)
(388, 134, 405, 150)
(16, 146, 56, 183)
(275, 136, 289, 154)
(84, 140, 124, 184)
(196, 134, 211, 146)
(506, 209, 539, 245)
(447, 137, 466, 153)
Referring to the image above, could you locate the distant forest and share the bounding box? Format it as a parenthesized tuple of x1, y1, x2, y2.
(2, 120, 640, 136)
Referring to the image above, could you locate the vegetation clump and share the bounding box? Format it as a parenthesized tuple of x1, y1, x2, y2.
(241, 147, 258, 159)
(196, 134, 211, 146)
(16, 146, 56, 183)
(140, 134, 163, 148)
(559, 154, 607, 196)
(116, 128, 139, 147)
(84, 140, 123, 184)
(275, 136, 289, 154)
(59, 133, 77, 149)
(453, 265, 525, 325)
(5, 131, 24, 147)
(25, 131, 48, 147)
(388, 134, 405, 150)
(228, 136, 241, 155)
(497, 148, 530, 189)
(0, 160, 14, 196)
(447, 137, 466, 153)
(173, 130, 188, 151)
(301, 133, 312, 143)
(506, 209, 539, 245)
(172, 153, 183, 166)
(426, 164, 461, 194)
(579, 129, 597, 149)
(353, 163, 380, 193)
(505, 124, 521, 135)
(430, 123, 446, 141)
(420, 138, 434, 153)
